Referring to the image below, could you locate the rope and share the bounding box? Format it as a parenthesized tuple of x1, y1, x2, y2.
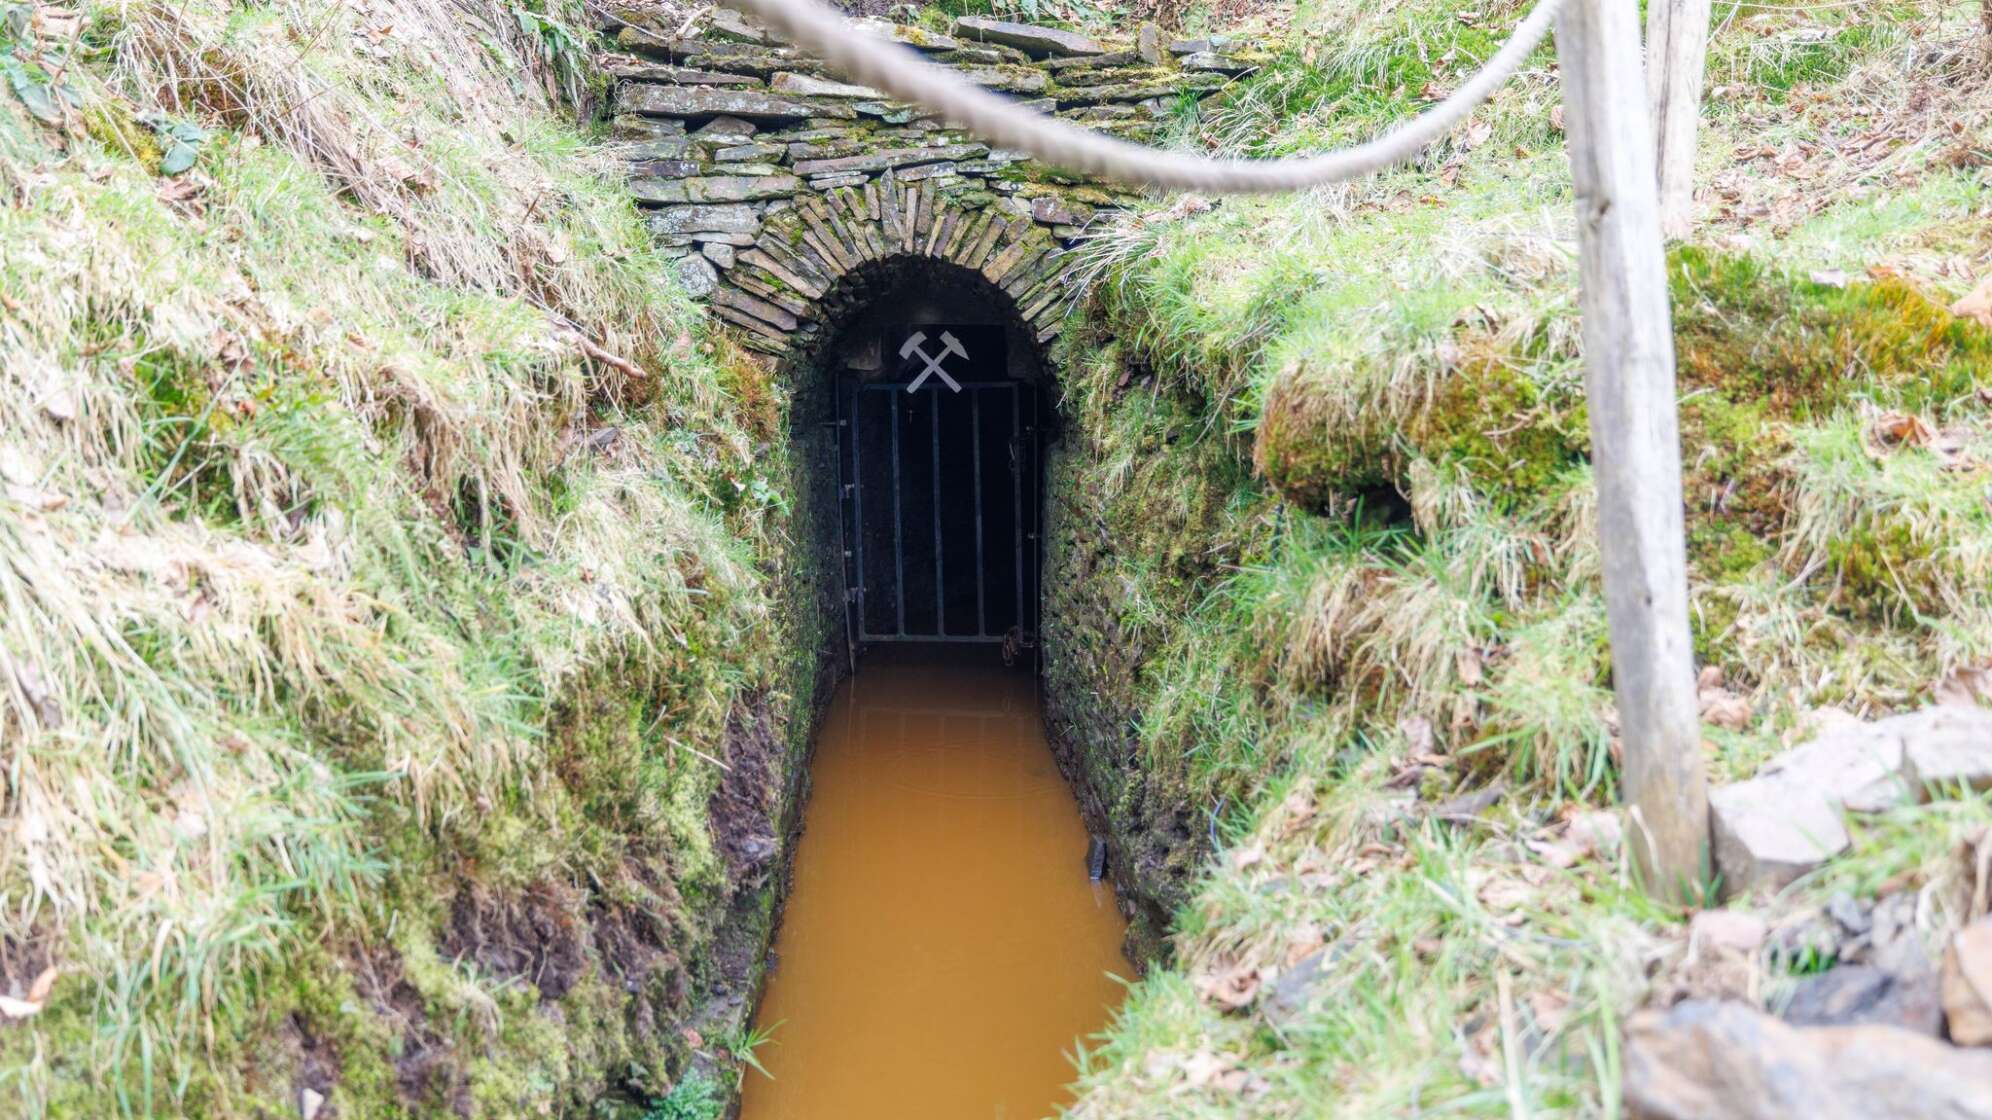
(718, 0, 1566, 193)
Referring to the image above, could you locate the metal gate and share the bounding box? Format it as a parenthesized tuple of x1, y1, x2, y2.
(837, 378, 1038, 644)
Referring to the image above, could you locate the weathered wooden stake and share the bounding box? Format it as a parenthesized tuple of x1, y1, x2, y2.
(1557, 0, 1710, 901)
(1645, 0, 1712, 238)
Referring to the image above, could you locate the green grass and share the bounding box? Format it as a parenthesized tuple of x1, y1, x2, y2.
(1046, 0, 1992, 1114)
(645, 1072, 726, 1120)
(0, 0, 817, 1114)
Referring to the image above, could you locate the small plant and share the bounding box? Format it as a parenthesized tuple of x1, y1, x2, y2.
(2, 2, 84, 126)
(645, 1073, 724, 1120)
(511, 2, 590, 103)
(136, 112, 208, 175)
(718, 1020, 782, 1081)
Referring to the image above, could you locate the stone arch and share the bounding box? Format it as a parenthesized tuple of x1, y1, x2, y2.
(597, 8, 1263, 354)
(710, 179, 1076, 360)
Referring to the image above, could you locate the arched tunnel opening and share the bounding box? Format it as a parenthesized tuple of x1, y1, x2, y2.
(812, 257, 1052, 660)
(742, 256, 1128, 1120)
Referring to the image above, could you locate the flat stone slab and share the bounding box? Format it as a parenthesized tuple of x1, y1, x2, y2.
(608, 137, 690, 161)
(952, 16, 1104, 58)
(956, 67, 1050, 93)
(621, 84, 855, 123)
(644, 203, 764, 235)
(791, 142, 987, 177)
(1883, 706, 1992, 797)
(1710, 775, 1849, 896)
(1782, 964, 1944, 1036)
(1760, 724, 1910, 814)
(601, 57, 763, 86)
(771, 72, 884, 99)
(852, 18, 961, 51)
(631, 175, 801, 205)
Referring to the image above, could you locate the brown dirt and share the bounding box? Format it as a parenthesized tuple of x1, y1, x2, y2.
(0, 930, 54, 1003)
(282, 1012, 342, 1118)
(351, 945, 472, 1116)
(708, 701, 784, 887)
(443, 879, 588, 1002)
(586, 859, 691, 1033)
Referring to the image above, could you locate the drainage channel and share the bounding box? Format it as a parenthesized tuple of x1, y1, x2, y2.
(739, 644, 1128, 1119)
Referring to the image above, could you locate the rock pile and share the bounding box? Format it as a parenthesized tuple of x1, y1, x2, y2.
(1710, 704, 1992, 895)
(593, 7, 1263, 355)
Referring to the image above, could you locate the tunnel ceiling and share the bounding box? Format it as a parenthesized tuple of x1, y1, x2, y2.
(595, 7, 1265, 358)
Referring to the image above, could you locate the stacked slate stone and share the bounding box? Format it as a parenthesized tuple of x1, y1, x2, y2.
(594, 5, 1262, 355)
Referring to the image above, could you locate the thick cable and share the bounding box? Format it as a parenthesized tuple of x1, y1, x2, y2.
(719, 0, 1565, 193)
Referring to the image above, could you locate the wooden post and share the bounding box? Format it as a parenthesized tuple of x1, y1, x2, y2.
(1645, 0, 1711, 239)
(1557, 0, 1710, 901)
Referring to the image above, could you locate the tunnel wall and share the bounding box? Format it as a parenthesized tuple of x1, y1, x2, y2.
(595, 8, 1271, 980)
(596, 7, 1263, 358)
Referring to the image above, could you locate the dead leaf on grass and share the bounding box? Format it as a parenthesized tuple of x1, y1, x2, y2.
(1698, 682, 1752, 731)
(1950, 276, 1992, 329)
(1937, 662, 1992, 708)
(1870, 410, 1936, 450)
(1193, 957, 1262, 1011)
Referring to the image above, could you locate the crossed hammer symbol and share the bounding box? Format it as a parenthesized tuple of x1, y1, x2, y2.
(900, 330, 966, 393)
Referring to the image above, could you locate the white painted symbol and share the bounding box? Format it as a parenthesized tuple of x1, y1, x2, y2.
(901, 330, 966, 393)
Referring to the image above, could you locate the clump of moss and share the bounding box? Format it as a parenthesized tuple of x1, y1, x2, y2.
(1402, 349, 1581, 509)
(1252, 359, 1392, 512)
(1671, 247, 1992, 418)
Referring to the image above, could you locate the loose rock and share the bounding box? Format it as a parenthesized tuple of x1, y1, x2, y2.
(1709, 777, 1849, 896)
(1624, 999, 1992, 1119)
(1781, 964, 1944, 1036)
(674, 254, 719, 298)
(951, 16, 1104, 57)
(1944, 918, 1992, 1046)
(1691, 909, 1768, 955)
(1887, 706, 1992, 798)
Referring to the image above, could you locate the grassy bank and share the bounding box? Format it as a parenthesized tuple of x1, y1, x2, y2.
(1045, 0, 1992, 1113)
(0, 0, 816, 1114)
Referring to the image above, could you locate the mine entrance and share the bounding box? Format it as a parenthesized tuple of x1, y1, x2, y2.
(836, 322, 1041, 647)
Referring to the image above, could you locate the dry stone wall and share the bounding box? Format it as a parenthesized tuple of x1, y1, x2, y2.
(594, 6, 1264, 357)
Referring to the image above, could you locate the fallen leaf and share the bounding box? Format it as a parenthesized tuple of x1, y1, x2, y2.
(1951, 276, 1992, 329)
(4, 482, 65, 512)
(1457, 647, 1485, 686)
(1399, 714, 1436, 754)
(1937, 662, 1992, 708)
(1527, 988, 1570, 1034)
(1193, 958, 1261, 1011)
(1525, 836, 1582, 869)
(26, 965, 55, 1005)
(1477, 875, 1533, 912)
(1698, 686, 1751, 731)
(1870, 410, 1935, 449)
(1567, 809, 1623, 857)
(0, 995, 40, 1019)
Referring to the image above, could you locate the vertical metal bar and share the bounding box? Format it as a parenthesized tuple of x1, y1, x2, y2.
(833, 384, 856, 668)
(851, 383, 868, 642)
(890, 392, 906, 637)
(971, 388, 986, 638)
(931, 389, 944, 636)
(1010, 383, 1023, 638)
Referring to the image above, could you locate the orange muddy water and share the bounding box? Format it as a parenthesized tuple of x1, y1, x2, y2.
(738, 645, 1130, 1120)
